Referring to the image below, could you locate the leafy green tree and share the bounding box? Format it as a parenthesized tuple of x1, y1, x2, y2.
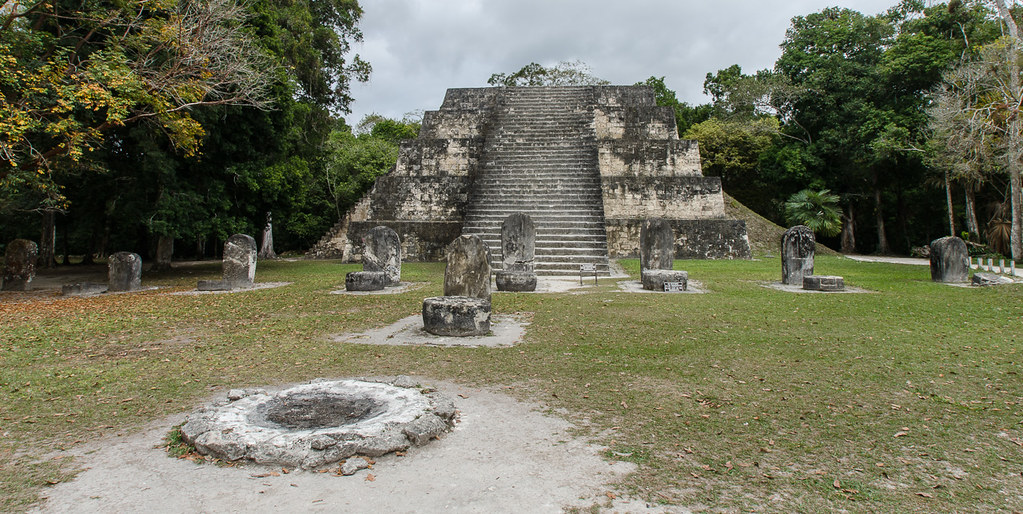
(683, 117, 787, 216)
(322, 116, 419, 219)
(488, 60, 609, 87)
(785, 188, 842, 236)
(0, 0, 273, 201)
(52, 0, 370, 258)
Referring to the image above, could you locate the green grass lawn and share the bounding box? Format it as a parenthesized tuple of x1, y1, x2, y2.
(1, 256, 1021, 511)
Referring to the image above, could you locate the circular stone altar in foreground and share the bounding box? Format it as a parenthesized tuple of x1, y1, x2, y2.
(180, 377, 456, 470)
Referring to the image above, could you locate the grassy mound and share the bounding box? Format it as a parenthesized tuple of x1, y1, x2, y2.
(723, 192, 839, 256)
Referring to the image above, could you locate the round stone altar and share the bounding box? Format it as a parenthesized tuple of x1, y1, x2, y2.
(802, 275, 845, 291)
(495, 270, 537, 292)
(346, 271, 388, 291)
(422, 296, 491, 336)
(641, 269, 689, 291)
(180, 378, 455, 470)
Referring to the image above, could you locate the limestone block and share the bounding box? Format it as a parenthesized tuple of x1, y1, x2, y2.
(597, 140, 702, 178)
(422, 296, 492, 336)
(802, 275, 845, 291)
(443, 235, 491, 300)
(197, 280, 231, 291)
(108, 251, 142, 292)
(640, 218, 674, 271)
(604, 219, 751, 260)
(223, 234, 257, 288)
(929, 236, 969, 283)
(346, 271, 387, 291)
(971, 272, 1013, 286)
(781, 226, 815, 285)
(495, 270, 537, 292)
(362, 226, 401, 285)
(2, 239, 37, 291)
(600, 176, 726, 220)
(641, 269, 688, 291)
(62, 282, 107, 295)
(501, 213, 535, 272)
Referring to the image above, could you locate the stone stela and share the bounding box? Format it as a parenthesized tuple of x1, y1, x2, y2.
(640, 218, 688, 291)
(422, 235, 493, 336)
(346, 226, 402, 292)
(198, 234, 257, 291)
(929, 236, 969, 283)
(781, 225, 815, 286)
(107, 251, 142, 292)
(495, 213, 538, 291)
(308, 86, 751, 274)
(2, 239, 38, 291)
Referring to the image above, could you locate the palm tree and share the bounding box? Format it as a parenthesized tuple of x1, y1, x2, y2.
(784, 189, 842, 237)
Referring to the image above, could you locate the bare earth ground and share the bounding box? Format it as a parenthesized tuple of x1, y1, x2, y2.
(31, 381, 667, 513)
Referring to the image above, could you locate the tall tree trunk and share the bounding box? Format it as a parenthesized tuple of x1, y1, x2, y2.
(965, 187, 981, 241)
(944, 168, 956, 236)
(992, 0, 1023, 259)
(154, 235, 174, 271)
(873, 173, 890, 255)
(259, 211, 276, 259)
(841, 204, 856, 254)
(38, 210, 56, 268)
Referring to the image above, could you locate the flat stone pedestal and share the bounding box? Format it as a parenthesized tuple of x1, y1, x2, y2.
(972, 272, 1013, 286)
(62, 282, 108, 296)
(802, 275, 845, 291)
(197, 280, 233, 291)
(422, 296, 491, 336)
(641, 269, 688, 291)
(346, 271, 388, 291)
(496, 271, 537, 292)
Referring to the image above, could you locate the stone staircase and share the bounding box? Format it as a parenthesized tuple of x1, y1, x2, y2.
(461, 87, 611, 275)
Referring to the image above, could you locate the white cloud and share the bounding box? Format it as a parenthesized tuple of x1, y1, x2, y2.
(345, 0, 896, 125)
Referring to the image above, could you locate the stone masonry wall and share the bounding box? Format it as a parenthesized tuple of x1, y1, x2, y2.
(594, 88, 750, 259)
(606, 219, 751, 259)
(309, 85, 750, 262)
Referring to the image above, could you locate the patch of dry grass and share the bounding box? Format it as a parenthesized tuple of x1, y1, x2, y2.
(1, 256, 1020, 511)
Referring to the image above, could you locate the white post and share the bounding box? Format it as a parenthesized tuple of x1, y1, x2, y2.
(988, 258, 994, 271)
(999, 259, 1006, 273)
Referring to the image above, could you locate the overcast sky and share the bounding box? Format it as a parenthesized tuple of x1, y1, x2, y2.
(344, 0, 900, 126)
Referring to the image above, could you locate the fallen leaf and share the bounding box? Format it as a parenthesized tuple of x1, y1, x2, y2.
(894, 431, 909, 438)
(917, 492, 933, 498)
(605, 491, 617, 500)
(833, 479, 841, 489)
(365, 473, 375, 482)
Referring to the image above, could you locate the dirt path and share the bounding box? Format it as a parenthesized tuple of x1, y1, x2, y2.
(32, 381, 662, 513)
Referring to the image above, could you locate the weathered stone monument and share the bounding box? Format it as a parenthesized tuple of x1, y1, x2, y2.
(422, 235, 492, 336)
(495, 213, 537, 291)
(781, 226, 815, 285)
(180, 377, 456, 471)
(363, 225, 402, 285)
(309, 86, 750, 273)
(198, 234, 257, 291)
(108, 251, 142, 292)
(345, 226, 401, 291)
(802, 275, 845, 291)
(640, 218, 688, 291)
(154, 235, 174, 271)
(929, 236, 969, 283)
(2, 239, 38, 291)
(971, 272, 1013, 286)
